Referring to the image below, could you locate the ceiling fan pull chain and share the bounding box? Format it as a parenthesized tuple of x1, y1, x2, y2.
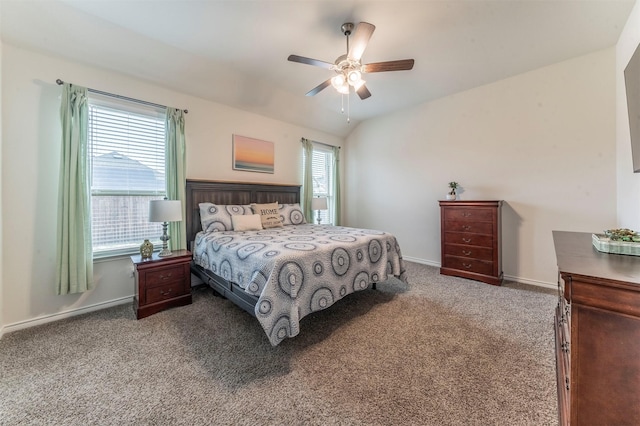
(347, 90, 351, 124)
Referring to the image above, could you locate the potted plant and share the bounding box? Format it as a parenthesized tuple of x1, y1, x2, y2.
(447, 181, 459, 200)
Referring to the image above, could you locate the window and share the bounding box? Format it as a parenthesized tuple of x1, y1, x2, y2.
(88, 93, 166, 257)
(308, 145, 335, 225)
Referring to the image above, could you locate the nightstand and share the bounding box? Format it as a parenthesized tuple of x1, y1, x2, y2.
(131, 249, 192, 319)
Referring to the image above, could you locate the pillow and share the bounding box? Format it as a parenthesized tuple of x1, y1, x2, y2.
(279, 203, 306, 225)
(199, 203, 253, 232)
(251, 202, 284, 229)
(231, 214, 263, 231)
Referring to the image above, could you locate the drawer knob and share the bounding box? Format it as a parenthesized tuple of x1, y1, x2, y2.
(462, 212, 472, 217)
(462, 250, 472, 256)
(462, 263, 472, 269)
(462, 225, 471, 231)
(462, 238, 471, 243)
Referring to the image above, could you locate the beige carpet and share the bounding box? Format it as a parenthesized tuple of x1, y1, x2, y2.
(0, 262, 558, 425)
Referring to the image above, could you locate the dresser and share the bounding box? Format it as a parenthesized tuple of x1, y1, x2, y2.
(131, 249, 192, 319)
(439, 200, 502, 285)
(553, 231, 640, 425)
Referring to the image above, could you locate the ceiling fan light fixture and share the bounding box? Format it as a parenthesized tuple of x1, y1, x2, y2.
(331, 74, 346, 89)
(347, 70, 362, 86)
(353, 79, 366, 90)
(336, 83, 350, 95)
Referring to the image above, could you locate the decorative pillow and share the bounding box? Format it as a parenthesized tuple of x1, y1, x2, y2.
(199, 203, 253, 232)
(231, 214, 263, 231)
(251, 202, 284, 228)
(279, 203, 306, 226)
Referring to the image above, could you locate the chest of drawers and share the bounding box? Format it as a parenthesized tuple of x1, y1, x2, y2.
(131, 249, 192, 319)
(439, 200, 502, 285)
(553, 231, 640, 425)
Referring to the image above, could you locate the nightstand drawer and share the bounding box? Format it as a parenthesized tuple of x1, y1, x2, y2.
(443, 256, 494, 276)
(444, 244, 493, 261)
(444, 208, 493, 222)
(145, 265, 187, 288)
(146, 282, 187, 304)
(444, 232, 493, 248)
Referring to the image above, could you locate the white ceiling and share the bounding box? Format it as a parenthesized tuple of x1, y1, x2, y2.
(0, 0, 636, 137)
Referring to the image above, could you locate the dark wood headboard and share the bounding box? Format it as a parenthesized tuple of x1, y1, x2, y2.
(185, 179, 301, 245)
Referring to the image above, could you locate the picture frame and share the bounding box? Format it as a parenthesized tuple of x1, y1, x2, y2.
(232, 134, 275, 174)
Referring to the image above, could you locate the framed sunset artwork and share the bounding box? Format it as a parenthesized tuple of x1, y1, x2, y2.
(232, 135, 275, 174)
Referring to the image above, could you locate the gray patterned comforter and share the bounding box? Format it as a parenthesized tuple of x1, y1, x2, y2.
(193, 224, 407, 345)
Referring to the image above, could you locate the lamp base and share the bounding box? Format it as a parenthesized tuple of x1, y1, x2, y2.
(158, 249, 173, 257)
(158, 222, 172, 257)
(316, 210, 322, 225)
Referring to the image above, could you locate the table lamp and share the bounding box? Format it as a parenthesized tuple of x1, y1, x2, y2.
(311, 197, 328, 224)
(149, 199, 182, 257)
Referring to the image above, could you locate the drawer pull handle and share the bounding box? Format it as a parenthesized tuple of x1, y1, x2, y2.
(462, 263, 472, 269)
(462, 250, 472, 256)
(462, 212, 472, 217)
(462, 238, 471, 243)
(160, 273, 173, 280)
(160, 289, 173, 296)
(462, 225, 471, 231)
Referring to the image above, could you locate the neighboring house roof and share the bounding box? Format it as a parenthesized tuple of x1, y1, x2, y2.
(92, 151, 164, 192)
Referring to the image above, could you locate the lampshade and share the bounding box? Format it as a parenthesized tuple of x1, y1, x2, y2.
(311, 197, 328, 211)
(149, 199, 182, 223)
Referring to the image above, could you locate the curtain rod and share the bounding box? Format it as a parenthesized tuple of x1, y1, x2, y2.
(303, 139, 341, 149)
(55, 79, 188, 114)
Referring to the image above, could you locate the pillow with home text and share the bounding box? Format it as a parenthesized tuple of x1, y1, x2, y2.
(251, 202, 284, 228)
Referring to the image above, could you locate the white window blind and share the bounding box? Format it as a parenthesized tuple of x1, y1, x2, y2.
(88, 93, 167, 257)
(309, 145, 335, 225)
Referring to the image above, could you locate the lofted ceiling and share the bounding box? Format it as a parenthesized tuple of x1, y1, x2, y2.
(0, 0, 636, 137)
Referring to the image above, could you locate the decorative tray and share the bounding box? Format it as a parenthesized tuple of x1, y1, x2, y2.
(592, 233, 640, 256)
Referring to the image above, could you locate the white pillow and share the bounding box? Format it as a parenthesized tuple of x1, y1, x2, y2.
(231, 214, 263, 231)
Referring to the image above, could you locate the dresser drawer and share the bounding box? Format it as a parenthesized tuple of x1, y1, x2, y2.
(443, 256, 494, 276)
(444, 208, 494, 222)
(443, 221, 493, 235)
(145, 264, 187, 288)
(146, 281, 187, 304)
(444, 244, 493, 261)
(444, 232, 494, 248)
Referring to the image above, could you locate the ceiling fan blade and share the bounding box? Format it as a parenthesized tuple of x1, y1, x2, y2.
(356, 84, 372, 100)
(288, 54, 334, 70)
(347, 22, 375, 61)
(362, 59, 415, 73)
(305, 79, 332, 96)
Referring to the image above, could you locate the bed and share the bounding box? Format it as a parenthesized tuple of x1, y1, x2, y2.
(186, 179, 407, 345)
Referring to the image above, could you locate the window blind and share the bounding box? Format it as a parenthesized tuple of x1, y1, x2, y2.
(88, 93, 167, 256)
(310, 145, 335, 224)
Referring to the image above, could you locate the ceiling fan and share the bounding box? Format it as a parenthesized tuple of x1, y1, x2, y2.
(288, 22, 414, 100)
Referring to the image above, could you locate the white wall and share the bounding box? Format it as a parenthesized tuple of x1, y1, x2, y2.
(1, 44, 342, 331)
(0, 15, 4, 336)
(617, 0, 640, 229)
(344, 48, 617, 287)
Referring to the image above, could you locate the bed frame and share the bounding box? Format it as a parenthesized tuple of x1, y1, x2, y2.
(185, 179, 301, 316)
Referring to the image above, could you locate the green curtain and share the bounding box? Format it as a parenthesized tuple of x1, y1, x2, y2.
(332, 146, 341, 226)
(301, 138, 314, 222)
(56, 83, 93, 295)
(166, 108, 187, 251)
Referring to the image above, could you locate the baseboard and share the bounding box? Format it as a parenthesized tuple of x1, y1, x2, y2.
(503, 274, 556, 290)
(1, 296, 133, 337)
(402, 256, 440, 268)
(402, 256, 556, 290)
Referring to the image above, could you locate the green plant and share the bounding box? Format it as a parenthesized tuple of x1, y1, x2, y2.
(448, 181, 459, 195)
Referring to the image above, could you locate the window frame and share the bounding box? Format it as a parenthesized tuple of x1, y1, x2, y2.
(87, 93, 167, 259)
